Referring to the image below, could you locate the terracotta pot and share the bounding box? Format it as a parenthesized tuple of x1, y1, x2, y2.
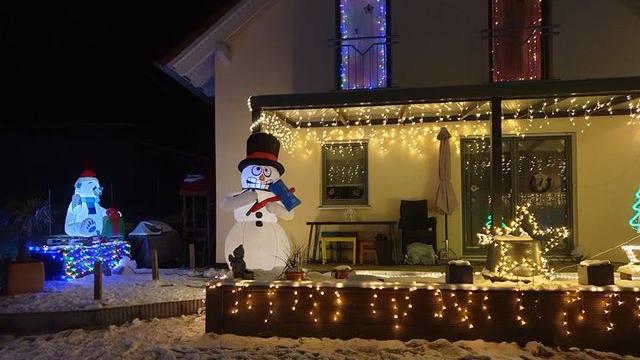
(285, 271, 304, 281)
(5, 260, 44, 295)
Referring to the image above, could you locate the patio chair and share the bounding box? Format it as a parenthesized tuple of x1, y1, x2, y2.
(399, 200, 437, 257)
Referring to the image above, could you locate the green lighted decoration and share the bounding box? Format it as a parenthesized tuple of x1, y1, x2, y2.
(629, 188, 640, 233)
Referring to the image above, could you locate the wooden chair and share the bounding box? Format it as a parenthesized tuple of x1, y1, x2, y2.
(358, 240, 378, 265)
(320, 231, 357, 265)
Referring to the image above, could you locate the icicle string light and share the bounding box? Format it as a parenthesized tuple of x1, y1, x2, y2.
(213, 282, 640, 338)
(250, 97, 640, 157)
(515, 291, 527, 326)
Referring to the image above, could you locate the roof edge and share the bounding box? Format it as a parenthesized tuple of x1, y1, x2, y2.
(250, 76, 640, 113)
(164, 0, 273, 74)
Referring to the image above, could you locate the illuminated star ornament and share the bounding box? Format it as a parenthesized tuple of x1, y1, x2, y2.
(478, 203, 570, 279)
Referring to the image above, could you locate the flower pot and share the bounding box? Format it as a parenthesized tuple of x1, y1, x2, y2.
(5, 260, 44, 295)
(285, 271, 304, 281)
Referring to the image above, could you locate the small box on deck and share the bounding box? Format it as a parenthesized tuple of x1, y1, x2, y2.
(578, 260, 614, 286)
(446, 260, 473, 284)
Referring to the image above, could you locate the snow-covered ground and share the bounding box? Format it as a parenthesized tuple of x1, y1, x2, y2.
(4, 265, 640, 314)
(0, 268, 226, 313)
(0, 314, 636, 359)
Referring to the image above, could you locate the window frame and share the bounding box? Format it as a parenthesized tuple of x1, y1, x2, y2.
(488, 0, 551, 82)
(334, 0, 392, 90)
(321, 140, 370, 207)
(460, 134, 573, 256)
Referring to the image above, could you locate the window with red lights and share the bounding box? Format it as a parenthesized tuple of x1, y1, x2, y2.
(490, 0, 546, 82)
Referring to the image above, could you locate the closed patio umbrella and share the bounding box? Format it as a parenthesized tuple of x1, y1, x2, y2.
(435, 127, 457, 255)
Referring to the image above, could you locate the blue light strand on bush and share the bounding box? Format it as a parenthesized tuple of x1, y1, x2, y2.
(29, 240, 130, 280)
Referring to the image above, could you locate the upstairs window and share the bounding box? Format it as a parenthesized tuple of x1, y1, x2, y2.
(337, 0, 389, 89)
(491, 0, 545, 82)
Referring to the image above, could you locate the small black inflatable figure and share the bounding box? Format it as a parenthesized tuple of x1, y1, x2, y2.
(228, 245, 255, 280)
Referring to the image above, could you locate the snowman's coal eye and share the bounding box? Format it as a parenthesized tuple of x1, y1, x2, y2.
(251, 166, 261, 176)
(263, 168, 272, 177)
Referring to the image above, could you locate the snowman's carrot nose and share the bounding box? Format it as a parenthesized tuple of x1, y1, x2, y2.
(259, 174, 266, 181)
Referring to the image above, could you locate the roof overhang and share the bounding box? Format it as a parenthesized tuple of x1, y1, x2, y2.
(157, 0, 273, 103)
(250, 76, 640, 117)
(247, 77, 640, 136)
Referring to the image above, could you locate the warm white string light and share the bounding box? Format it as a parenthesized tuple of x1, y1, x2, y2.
(251, 97, 640, 158)
(213, 282, 640, 337)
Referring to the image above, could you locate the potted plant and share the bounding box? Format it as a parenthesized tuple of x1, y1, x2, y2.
(3, 197, 51, 294)
(281, 243, 306, 281)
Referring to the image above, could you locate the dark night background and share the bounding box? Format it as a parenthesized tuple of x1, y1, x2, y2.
(0, 1, 234, 259)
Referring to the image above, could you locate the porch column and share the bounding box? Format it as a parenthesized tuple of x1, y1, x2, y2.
(490, 97, 503, 227)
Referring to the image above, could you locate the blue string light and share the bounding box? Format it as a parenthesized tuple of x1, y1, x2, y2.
(339, 0, 387, 90)
(30, 239, 130, 280)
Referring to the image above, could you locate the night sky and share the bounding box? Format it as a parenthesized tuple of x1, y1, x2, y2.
(0, 1, 232, 234)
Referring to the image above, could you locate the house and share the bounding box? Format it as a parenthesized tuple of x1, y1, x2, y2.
(160, 0, 640, 266)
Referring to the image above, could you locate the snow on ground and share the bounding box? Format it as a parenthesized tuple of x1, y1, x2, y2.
(0, 268, 227, 313)
(0, 314, 636, 360)
(4, 265, 640, 314)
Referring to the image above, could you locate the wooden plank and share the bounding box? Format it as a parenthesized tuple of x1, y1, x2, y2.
(205, 286, 224, 333)
(0, 299, 203, 335)
(208, 284, 640, 355)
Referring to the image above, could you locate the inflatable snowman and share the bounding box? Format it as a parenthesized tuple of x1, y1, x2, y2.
(64, 169, 108, 237)
(221, 133, 297, 271)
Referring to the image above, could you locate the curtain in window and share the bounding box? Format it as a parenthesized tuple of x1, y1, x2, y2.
(339, 0, 387, 89)
(491, 0, 542, 82)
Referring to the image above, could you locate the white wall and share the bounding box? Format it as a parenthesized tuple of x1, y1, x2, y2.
(392, 0, 488, 87)
(551, 0, 640, 80)
(214, 0, 640, 263)
(215, 0, 296, 263)
(264, 116, 640, 264)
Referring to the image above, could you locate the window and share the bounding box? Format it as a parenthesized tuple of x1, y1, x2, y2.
(337, 0, 389, 89)
(461, 136, 572, 255)
(322, 141, 368, 206)
(490, 0, 546, 82)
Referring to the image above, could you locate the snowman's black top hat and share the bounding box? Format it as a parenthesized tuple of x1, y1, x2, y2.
(238, 133, 285, 175)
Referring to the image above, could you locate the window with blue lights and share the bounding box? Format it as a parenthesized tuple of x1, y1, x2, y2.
(337, 0, 389, 90)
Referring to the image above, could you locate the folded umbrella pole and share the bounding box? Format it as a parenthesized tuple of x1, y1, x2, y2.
(434, 127, 458, 258)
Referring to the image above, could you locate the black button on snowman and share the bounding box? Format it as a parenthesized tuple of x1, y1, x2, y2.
(221, 133, 301, 271)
